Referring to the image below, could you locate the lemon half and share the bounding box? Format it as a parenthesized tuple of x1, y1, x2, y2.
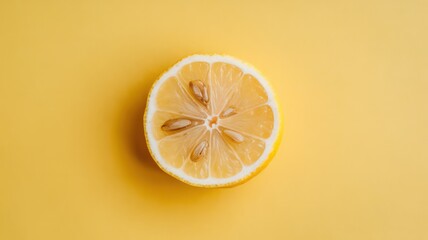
(144, 55, 282, 187)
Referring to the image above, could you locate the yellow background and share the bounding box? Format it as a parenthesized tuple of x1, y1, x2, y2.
(1, 0, 427, 239)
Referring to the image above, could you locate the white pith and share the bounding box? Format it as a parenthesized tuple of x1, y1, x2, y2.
(145, 55, 280, 186)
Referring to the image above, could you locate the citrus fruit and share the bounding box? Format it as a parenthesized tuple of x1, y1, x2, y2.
(144, 55, 282, 187)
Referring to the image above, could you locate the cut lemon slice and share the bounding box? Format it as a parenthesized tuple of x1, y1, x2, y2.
(144, 55, 282, 187)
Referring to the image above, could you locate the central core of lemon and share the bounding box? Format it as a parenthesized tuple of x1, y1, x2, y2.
(207, 116, 218, 128)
